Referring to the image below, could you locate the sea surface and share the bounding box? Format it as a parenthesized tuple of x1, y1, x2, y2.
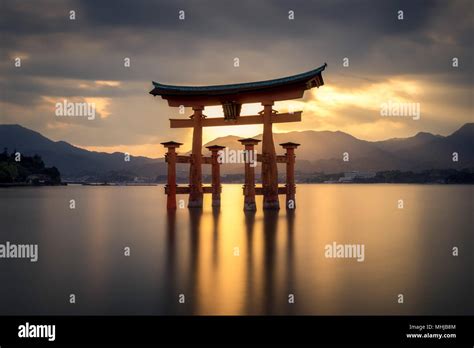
(0, 184, 472, 315)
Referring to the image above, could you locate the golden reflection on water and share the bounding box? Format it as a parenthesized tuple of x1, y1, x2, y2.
(164, 185, 296, 315)
(161, 184, 472, 315)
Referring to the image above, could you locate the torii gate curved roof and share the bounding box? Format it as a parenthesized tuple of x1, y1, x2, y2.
(150, 63, 327, 107)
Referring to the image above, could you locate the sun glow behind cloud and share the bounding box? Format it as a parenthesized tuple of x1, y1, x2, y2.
(202, 103, 266, 144)
(84, 97, 112, 118)
(95, 80, 121, 87)
(201, 77, 426, 144)
(306, 78, 422, 113)
(41, 96, 112, 119)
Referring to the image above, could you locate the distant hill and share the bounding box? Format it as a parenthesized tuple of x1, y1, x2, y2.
(380, 123, 474, 172)
(0, 125, 166, 180)
(0, 123, 472, 180)
(203, 123, 474, 173)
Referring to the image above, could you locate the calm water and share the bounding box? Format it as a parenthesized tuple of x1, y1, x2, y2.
(0, 184, 472, 315)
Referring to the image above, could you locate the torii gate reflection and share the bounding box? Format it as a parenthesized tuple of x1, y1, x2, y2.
(150, 64, 327, 210)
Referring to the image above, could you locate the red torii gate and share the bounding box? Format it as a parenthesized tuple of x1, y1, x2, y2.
(150, 64, 327, 210)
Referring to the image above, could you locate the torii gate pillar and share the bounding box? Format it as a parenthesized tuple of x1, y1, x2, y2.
(239, 138, 261, 211)
(206, 145, 225, 207)
(161, 141, 183, 210)
(188, 106, 204, 208)
(280, 142, 300, 209)
(261, 103, 280, 210)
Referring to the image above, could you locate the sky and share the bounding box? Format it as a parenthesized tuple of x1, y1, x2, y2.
(1, 0, 472, 158)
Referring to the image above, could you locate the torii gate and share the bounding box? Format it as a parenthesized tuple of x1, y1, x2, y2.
(150, 63, 327, 210)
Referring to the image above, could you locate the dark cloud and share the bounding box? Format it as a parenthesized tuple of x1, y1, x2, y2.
(2, 0, 471, 82)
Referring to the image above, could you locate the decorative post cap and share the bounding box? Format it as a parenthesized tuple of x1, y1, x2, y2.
(238, 138, 261, 146)
(279, 142, 300, 149)
(161, 141, 183, 148)
(206, 145, 226, 151)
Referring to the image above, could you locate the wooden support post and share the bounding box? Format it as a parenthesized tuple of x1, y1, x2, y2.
(280, 142, 300, 210)
(261, 103, 280, 210)
(161, 141, 183, 210)
(239, 138, 261, 211)
(206, 145, 225, 207)
(188, 106, 204, 208)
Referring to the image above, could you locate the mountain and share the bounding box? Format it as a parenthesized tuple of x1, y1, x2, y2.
(373, 132, 442, 153)
(202, 123, 474, 173)
(0, 123, 472, 180)
(0, 125, 166, 179)
(373, 123, 474, 172)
